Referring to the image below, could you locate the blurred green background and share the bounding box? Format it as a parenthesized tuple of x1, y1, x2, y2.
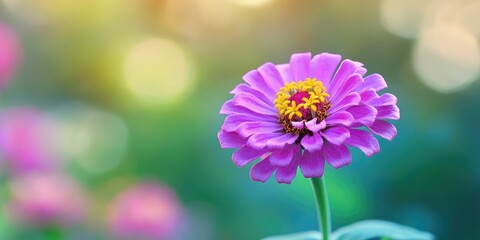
(1, 0, 479, 239)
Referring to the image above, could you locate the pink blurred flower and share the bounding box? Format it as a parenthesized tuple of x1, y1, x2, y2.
(5, 173, 88, 226)
(0, 108, 59, 175)
(107, 182, 183, 240)
(0, 22, 21, 90)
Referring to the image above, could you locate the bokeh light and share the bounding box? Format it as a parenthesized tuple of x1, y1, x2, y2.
(451, 0, 480, 36)
(163, 0, 247, 42)
(2, 0, 45, 24)
(124, 38, 194, 105)
(2, 0, 128, 27)
(381, 0, 480, 93)
(413, 23, 480, 93)
(228, 0, 275, 8)
(48, 103, 128, 174)
(380, 0, 432, 39)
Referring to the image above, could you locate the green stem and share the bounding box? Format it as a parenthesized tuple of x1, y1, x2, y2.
(311, 177, 331, 240)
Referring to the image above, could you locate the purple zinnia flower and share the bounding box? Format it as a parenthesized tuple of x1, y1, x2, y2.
(218, 53, 399, 184)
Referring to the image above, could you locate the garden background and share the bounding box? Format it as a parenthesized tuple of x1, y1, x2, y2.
(0, 0, 479, 239)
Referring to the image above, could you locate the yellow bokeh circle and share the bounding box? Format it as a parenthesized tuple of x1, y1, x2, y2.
(124, 38, 194, 105)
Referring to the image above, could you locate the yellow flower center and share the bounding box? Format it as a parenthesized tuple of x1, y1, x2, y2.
(273, 78, 330, 134)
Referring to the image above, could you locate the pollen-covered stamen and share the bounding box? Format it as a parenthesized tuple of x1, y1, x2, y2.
(274, 78, 330, 135)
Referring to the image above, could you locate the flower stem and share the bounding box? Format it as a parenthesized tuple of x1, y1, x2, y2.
(311, 177, 331, 240)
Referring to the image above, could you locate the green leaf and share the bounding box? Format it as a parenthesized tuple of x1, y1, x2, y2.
(331, 220, 435, 240)
(262, 231, 323, 240)
(261, 220, 434, 240)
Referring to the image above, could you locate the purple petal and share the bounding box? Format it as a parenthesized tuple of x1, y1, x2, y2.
(310, 53, 342, 88)
(232, 145, 268, 167)
(233, 94, 276, 115)
(356, 73, 387, 92)
(359, 89, 378, 102)
(269, 145, 295, 167)
(290, 52, 311, 81)
(301, 133, 323, 152)
(369, 93, 398, 107)
(220, 99, 275, 118)
(246, 132, 284, 150)
(266, 133, 298, 150)
(243, 69, 276, 99)
(330, 73, 364, 105)
(250, 155, 276, 182)
(368, 120, 397, 141)
(325, 111, 354, 127)
(230, 83, 271, 105)
(323, 142, 351, 168)
(305, 119, 326, 132)
(347, 104, 377, 127)
(321, 127, 350, 145)
(220, 99, 235, 115)
(376, 105, 400, 120)
(345, 129, 380, 157)
(291, 121, 305, 129)
(275, 150, 301, 184)
(237, 122, 283, 138)
(328, 92, 361, 114)
(218, 131, 246, 148)
(329, 60, 362, 96)
(222, 114, 276, 132)
(276, 64, 293, 83)
(299, 150, 325, 178)
(258, 62, 286, 94)
(355, 66, 367, 76)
